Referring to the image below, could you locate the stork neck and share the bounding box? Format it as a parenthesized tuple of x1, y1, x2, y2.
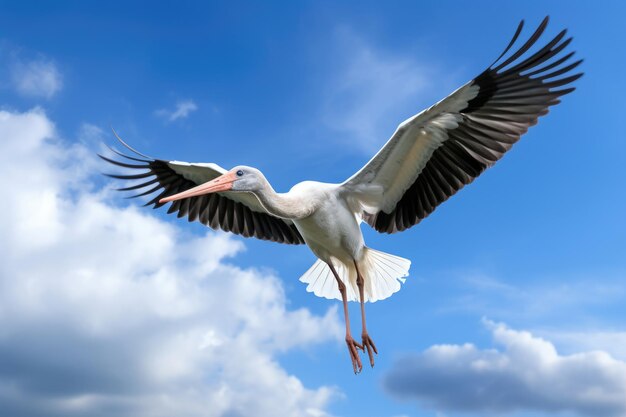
(253, 181, 310, 220)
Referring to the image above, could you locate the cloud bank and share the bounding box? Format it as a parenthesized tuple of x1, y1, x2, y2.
(383, 320, 626, 417)
(0, 108, 341, 417)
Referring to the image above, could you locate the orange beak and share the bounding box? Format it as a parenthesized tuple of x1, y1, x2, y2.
(159, 171, 237, 204)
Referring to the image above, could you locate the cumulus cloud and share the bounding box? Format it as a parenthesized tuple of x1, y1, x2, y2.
(538, 330, 626, 362)
(10, 57, 63, 99)
(383, 320, 626, 417)
(155, 100, 198, 122)
(0, 108, 342, 417)
(322, 29, 436, 153)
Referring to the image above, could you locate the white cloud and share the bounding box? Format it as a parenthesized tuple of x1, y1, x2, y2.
(383, 320, 626, 417)
(537, 330, 626, 362)
(321, 28, 437, 153)
(0, 108, 342, 417)
(10, 57, 63, 99)
(78, 122, 105, 143)
(155, 100, 198, 122)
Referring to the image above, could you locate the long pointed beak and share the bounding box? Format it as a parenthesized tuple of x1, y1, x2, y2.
(160, 171, 237, 204)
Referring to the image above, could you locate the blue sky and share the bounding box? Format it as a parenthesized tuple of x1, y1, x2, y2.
(1, 1, 625, 417)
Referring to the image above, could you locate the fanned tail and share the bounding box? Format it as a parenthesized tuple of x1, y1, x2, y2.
(299, 248, 411, 303)
(299, 258, 356, 301)
(362, 248, 411, 302)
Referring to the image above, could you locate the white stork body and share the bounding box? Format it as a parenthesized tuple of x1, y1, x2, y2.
(102, 17, 582, 373)
(288, 182, 410, 303)
(291, 182, 363, 263)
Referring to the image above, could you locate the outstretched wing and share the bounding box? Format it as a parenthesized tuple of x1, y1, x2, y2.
(341, 17, 582, 233)
(100, 134, 305, 245)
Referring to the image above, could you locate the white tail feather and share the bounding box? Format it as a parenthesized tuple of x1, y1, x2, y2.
(299, 248, 411, 303)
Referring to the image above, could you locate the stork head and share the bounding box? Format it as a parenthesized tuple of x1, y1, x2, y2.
(229, 166, 266, 192)
(159, 165, 265, 204)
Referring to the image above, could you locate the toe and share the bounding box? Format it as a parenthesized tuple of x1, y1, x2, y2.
(362, 333, 378, 367)
(346, 337, 363, 374)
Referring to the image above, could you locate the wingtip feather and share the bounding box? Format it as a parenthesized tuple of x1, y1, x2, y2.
(110, 127, 154, 160)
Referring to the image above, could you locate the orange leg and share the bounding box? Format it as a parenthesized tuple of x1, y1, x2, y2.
(328, 262, 363, 374)
(353, 260, 378, 367)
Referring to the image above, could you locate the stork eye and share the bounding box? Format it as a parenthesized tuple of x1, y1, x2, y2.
(236, 170, 244, 177)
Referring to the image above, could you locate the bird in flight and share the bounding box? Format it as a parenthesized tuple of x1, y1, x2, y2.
(102, 17, 581, 373)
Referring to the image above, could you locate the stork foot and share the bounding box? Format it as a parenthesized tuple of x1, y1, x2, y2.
(345, 336, 364, 374)
(362, 332, 378, 368)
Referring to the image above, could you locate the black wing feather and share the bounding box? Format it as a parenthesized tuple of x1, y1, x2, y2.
(100, 149, 305, 245)
(371, 17, 582, 233)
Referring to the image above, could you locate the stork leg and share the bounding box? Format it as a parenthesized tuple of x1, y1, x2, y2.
(354, 260, 378, 367)
(328, 262, 363, 374)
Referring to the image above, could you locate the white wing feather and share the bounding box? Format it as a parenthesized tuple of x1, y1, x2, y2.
(341, 82, 479, 214)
